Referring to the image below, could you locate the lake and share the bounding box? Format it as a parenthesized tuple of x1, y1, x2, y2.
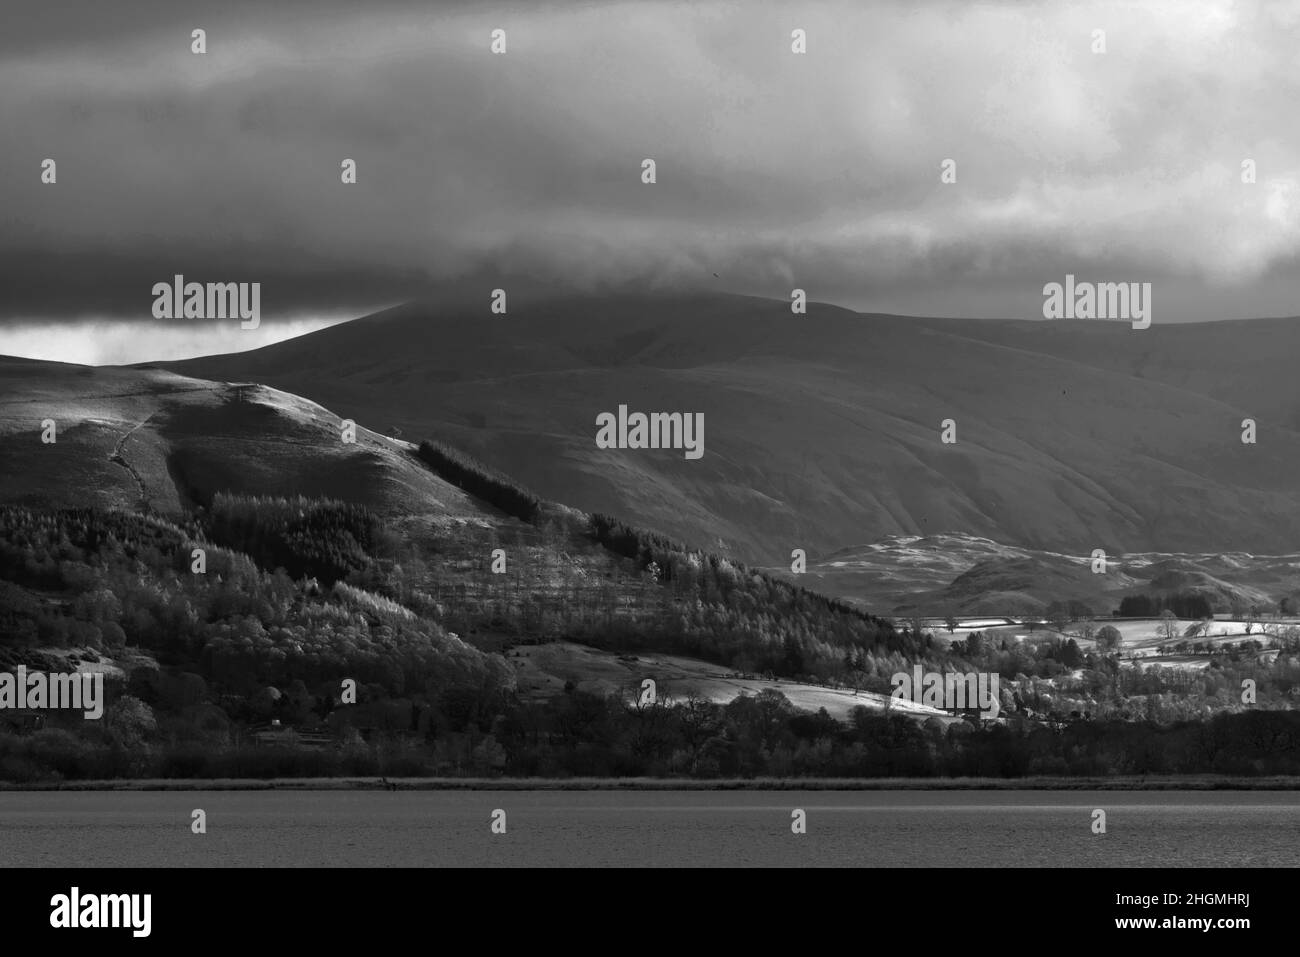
(2, 790, 1297, 867)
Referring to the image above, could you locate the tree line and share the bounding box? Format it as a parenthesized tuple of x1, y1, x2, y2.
(416, 440, 541, 523)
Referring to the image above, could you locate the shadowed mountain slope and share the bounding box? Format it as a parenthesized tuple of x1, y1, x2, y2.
(163, 292, 1300, 564)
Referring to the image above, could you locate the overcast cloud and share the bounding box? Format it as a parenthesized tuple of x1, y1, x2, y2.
(3, 0, 1300, 361)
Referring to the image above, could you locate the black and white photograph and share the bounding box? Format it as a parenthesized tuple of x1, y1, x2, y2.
(0, 0, 1291, 937)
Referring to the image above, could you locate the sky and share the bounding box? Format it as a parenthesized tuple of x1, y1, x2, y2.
(3, 0, 1300, 363)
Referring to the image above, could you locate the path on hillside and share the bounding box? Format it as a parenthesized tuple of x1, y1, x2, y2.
(108, 413, 155, 510)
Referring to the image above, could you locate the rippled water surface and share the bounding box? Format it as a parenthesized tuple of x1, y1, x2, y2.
(2, 790, 1296, 866)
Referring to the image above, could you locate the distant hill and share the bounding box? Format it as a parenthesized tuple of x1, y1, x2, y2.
(161, 293, 1300, 567)
(786, 533, 1288, 617)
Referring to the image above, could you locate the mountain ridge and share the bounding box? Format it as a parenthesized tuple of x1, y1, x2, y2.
(152, 292, 1300, 563)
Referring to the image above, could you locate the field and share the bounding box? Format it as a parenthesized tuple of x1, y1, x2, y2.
(501, 640, 958, 723)
(919, 614, 1296, 671)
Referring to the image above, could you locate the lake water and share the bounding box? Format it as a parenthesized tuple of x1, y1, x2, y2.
(2, 790, 1297, 867)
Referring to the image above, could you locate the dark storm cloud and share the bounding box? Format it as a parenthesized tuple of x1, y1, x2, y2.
(3, 0, 1300, 340)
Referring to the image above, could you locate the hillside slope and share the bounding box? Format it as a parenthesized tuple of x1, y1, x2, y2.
(0, 355, 910, 687)
(0, 357, 494, 524)
(164, 293, 1300, 563)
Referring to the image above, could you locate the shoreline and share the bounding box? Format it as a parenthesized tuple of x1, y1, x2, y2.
(3, 774, 1300, 791)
